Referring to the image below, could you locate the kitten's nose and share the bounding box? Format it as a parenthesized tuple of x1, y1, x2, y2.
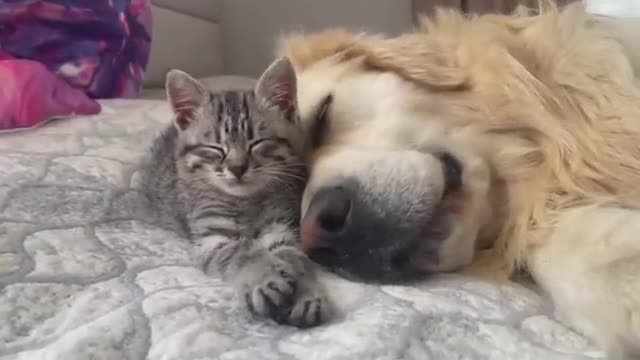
(228, 162, 248, 179)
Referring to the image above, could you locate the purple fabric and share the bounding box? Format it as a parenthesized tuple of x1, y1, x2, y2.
(0, 0, 152, 131)
(0, 59, 102, 130)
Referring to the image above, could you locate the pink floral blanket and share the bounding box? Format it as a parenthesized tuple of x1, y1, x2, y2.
(0, 0, 152, 132)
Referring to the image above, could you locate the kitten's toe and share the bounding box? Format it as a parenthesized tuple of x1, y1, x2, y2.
(245, 272, 297, 321)
(288, 288, 330, 328)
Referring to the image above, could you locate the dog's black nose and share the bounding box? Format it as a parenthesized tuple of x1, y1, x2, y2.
(301, 187, 352, 265)
(313, 187, 352, 234)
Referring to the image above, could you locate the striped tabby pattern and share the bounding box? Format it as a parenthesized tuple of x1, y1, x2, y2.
(141, 61, 329, 328)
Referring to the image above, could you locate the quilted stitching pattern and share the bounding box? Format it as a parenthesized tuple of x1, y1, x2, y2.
(0, 100, 604, 359)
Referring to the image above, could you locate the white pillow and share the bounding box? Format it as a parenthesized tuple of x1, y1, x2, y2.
(584, 0, 640, 18)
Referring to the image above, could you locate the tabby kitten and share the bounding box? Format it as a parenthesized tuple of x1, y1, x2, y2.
(141, 58, 329, 328)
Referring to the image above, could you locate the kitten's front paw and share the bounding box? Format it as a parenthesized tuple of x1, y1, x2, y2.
(244, 263, 297, 323)
(240, 257, 330, 328)
(286, 284, 329, 328)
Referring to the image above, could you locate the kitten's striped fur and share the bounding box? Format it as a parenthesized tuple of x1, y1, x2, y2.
(141, 59, 329, 328)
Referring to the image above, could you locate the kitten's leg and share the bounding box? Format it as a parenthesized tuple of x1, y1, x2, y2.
(228, 245, 300, 323)
(193, 234, 241, 276)
(195, 235, 296, 318)
(196, 234, 295, 320)
(250, 223, 330, 328)
(195, 231, 330, 327)
(269, 245, 330, 328)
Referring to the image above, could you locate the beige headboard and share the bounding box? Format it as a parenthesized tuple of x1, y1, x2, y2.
(220, 0, 414, 77)
(144, 0, 417, 84)
(144, 0, 224, 88)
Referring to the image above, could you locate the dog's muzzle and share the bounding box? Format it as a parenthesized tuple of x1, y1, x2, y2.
(300, 149, 454, 282)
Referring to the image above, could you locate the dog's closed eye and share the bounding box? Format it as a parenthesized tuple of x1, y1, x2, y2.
(309, 94, 333, 149)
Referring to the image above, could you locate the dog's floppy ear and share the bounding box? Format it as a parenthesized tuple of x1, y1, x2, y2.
(278, 27, 467, 91)
(362, 33, 467, 90)
(277, 29, 372, 71)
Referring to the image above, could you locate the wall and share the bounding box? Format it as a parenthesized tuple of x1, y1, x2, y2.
(220, 0, 413, 77)
(145, 3, 223, 87)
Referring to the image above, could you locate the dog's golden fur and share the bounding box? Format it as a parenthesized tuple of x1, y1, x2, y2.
(279, 2, 640, 357)
(281, 3, 640, 273)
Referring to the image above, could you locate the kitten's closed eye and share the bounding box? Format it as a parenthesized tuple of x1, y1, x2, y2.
(250, 138, 291, 162)
(192, 146, 225, 163)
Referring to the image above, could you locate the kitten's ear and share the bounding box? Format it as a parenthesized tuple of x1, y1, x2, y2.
(254, 57, 297, 118)
(166, 69, 205, 130)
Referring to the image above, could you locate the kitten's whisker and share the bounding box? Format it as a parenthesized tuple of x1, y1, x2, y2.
(260, 169, 301, 187)
(264, 176, 294, 192)
(270, 159, 306, 167)
(259, 174, 301, 187)
(270, 166, 307, 176)
(260, 169, 304, 178)
(259, 170, 306, 182)
(262, 165, 307, 176)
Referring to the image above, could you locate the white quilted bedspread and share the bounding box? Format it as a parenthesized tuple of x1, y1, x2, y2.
(0, 100, 604, 360)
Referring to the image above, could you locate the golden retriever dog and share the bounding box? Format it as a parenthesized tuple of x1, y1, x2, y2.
(275, 2, 640, 359)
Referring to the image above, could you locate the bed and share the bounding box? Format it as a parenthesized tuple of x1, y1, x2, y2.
(0, 99, 605, 359)
(1, 0, 624, 357)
